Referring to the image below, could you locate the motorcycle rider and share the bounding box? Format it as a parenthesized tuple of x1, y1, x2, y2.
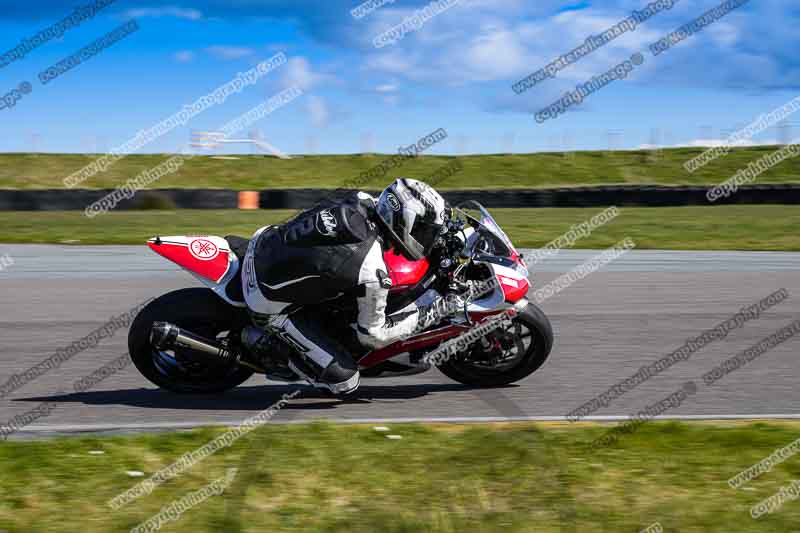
(241, 178, 465, 395)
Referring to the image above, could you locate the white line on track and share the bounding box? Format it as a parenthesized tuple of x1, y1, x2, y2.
(13, 413, 800, 435)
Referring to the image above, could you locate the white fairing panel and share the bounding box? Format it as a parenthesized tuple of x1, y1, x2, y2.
(205, 254, 246, 308)
(147, 234, 246, 308)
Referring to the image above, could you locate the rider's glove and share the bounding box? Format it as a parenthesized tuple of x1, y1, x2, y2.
(417, 292, 467, 330)
(465, 278, 498, 301)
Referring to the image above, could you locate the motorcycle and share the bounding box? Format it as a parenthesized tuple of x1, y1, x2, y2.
(127, 201, 554, 393)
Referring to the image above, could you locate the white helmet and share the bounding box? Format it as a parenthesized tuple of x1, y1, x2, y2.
(375, 178, 447, 260)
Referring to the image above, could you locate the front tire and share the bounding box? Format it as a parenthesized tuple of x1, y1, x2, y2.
(436, 303, 553, 387)
(128, 288, 254, 393)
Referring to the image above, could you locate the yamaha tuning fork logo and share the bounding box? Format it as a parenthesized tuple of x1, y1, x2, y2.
(188, 238, 219, 261)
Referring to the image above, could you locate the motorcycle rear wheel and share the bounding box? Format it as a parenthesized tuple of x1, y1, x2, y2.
(128, 288, 254, 393)
(436, 303, 553, 387)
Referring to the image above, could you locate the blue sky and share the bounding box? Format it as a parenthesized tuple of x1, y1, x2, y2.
(0, 0, 796, 155)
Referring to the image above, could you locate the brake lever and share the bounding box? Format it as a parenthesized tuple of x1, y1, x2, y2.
(462, 300, 472, 326)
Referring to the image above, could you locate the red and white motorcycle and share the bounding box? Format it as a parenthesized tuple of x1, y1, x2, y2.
(128, 202, 553, 393)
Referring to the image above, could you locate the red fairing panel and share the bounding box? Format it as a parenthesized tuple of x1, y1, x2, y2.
(358, 309, 520, 369)
(497, 274, 529, 303)
(358, 324, 468, 368)
(148, 236, 231, 283)
(383, 248, 429, 291)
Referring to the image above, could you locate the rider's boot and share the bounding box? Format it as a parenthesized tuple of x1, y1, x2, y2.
(240, 326, 301, 382)
(286, 352, 361, 396)
(275, 313, 361, 396)
(242, 322, 360, 395)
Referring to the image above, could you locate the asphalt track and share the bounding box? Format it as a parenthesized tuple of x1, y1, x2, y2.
(1, 244, 799, 437)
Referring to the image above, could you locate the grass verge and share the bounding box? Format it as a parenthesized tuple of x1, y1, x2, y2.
(1, 146, 799, 190)
(0, 205, 796, 251)
(1, 421, 800, 531)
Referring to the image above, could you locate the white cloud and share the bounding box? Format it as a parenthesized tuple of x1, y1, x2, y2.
(358, 0, 797, 96)
(362, 6, 615, 85)
(266, 43, 291, 53)
(684, 139, 729, 148)
(307, 95, 331, 128)
(174, 50, 195, 63)
(375, 83, 398, 92)
(707, 21, 740, 48)
(281, 57, 325, 90)
(684, 138, 779, 148)
(365, 51, 416, 77)
(638, 139, 780, 150)
(458, 27, 529, 81)
(124, 6, 203, 20)
(205, 46, 255, 60)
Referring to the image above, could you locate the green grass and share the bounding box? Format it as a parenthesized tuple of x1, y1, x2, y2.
(2, 145, 799, 190)
(0, 205, 797, 251)
(2, 421, 800, 532)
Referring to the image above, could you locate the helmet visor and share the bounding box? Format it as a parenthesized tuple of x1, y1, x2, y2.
(409, 218, 442, 257)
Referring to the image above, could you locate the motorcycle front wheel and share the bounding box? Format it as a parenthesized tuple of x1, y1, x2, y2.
(436, 303, 553, 387)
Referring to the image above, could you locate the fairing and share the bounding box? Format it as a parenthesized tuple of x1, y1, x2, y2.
(383, 248, 429, 290)
(147, 235, 245, 307)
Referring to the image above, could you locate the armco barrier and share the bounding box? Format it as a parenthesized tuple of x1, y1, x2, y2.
(261, 185, 800, 208)
(0, 189, 238, 211)
(436, 185, 800, 208)
(1, 184, 799, 211)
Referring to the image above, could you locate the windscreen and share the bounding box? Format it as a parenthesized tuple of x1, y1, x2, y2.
(456, 201, 517, 258)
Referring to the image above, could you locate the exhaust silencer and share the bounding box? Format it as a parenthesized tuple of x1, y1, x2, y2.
(150, 322, 236, 363)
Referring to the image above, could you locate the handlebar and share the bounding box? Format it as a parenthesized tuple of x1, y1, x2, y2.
(436, 214, 480, 287)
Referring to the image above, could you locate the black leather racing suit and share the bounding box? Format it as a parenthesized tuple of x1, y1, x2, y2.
(241, 192, 423, 394)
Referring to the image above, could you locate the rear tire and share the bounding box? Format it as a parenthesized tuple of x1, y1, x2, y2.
(436, 303, 553, 387)
(128, 288, 254, 393)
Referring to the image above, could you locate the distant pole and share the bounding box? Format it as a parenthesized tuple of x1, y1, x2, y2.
(501, 131, 516, 153)
(777, 120, 796, 145)
(720, 127, 735, 142)
(305, 135, 318, 155)
(606, 129, 623, 152)
(360, 131, 375, 154)
(648, 127, 663, 161)
(663, 129, 675, 148)
(28, 132, 42, 154)
(547, 134, 558, 153)
(561, 130, 574, 160)
(699, 124, 714, 145)
(189, 129, 199, 154)
(649, 127, 662, 148)
(82, 135, 98, 154)
(456, 135, 470, 155)
(249, 129, 263, 155)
